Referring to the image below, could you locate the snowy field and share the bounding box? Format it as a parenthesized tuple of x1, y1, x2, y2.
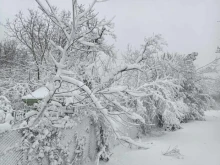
(102, 110, 220, 165)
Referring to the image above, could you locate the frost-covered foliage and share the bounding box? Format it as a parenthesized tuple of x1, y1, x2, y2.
(0, 83, 33, 110)
(157, 53, 214, 127)
(0, 96, 14, 133)
(5, 10, 55, 81)
(1, 0, 150, 163)
(0, 0, 215, 164)
(93, 117, 112, 164)
(0, 96, 13, 113)
(22, 119, 68, 164)
(195, 58, 220, 109)
(0, 39, 39, 110)
(23, 0, 150, 152)
(20, 118, 80, 165)
(122, 41, 213, 131)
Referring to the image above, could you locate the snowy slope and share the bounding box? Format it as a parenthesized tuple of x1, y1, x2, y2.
(102, 110, 220, 165)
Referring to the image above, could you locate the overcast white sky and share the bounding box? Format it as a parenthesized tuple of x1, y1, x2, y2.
(0, 0, 220, 67)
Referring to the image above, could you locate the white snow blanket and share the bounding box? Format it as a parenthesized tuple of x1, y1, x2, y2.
(101, 110, 220, 165)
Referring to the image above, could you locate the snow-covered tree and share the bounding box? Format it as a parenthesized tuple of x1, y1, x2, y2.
(122, 38, 213, 131)
(0, 39, 35, 111)
(7, 0, 153, 163)
(5, 10, 54, 80)
(1, 1, 216, 164)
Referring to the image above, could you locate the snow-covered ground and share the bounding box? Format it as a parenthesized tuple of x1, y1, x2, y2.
(103, 110, 220, 165)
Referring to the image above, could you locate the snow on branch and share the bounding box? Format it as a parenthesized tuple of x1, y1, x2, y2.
(28, 0, 158, 153)
(78, 38, 98, 47)
(112, 100, 145, 123)
(103, 63, 143, 83)
(117, 135, 150, 149)
(99, 86, 127, 94)
(35, 0, 71, 40)
(77, 0, 97, 20)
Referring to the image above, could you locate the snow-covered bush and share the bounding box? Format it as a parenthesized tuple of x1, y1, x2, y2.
(0, 96, 14, 133)
(0, 82, 34, 111)
(21, 118, 71, 164)
(162, 110, 181, 131)
(122, 42, 212, 132)
(121, 39, 188, 131)
(0, 96, 13, 113)
(93, 118, 111, 163)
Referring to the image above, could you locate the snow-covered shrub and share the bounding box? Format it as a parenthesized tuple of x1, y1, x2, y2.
(0, 83, 33, 111)
(182, 85, 212, 121)
(0, 96, 13, 113)
(162, 110, 181, 131)
(121, 37, 187, 132)
(170, 100, 189, 123)
(0, 110, 5, 123)
(150, 100, 188, 131)
(122, 43, 211, 133)
(0, 96, 14, 133)
(72, 134, 87, 165)
(157, 53, 211, 124)
(94, 119, 111, 162)
(21, 118, 71, 165)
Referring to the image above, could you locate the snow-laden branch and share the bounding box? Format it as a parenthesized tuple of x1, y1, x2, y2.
(29, 0, 155, 152)
(50, 40, 64, 52)
(103, 63, 143, 84)
(53, 75, 149, 148)
(35, 0, 71, 40)
(98, 16, 115, 27)
(49, 51, 67, 69)
(99, 86, 127, 94)
(117, 135, 150, 149)
(112, 100, 145, 123)
(77, 0, 97, 20)
(78, 38, 98, 47)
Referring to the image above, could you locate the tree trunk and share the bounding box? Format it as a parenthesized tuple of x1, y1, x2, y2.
(37, 67, 40, 80)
